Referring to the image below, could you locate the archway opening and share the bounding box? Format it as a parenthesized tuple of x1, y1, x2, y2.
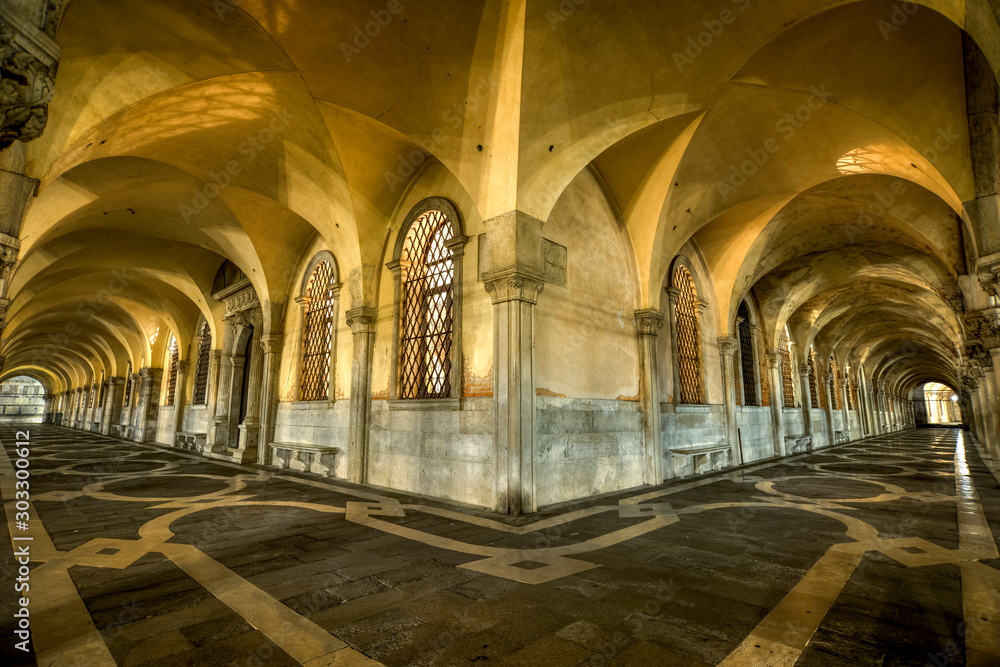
(0, 376, 46, 423)
(913, 382, 961, 427)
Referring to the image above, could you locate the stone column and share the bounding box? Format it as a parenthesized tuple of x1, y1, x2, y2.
(257, 334, 283, 465)
(206, 350, 222, 412)
(173, 360, 189, 438)
(236, 325, 265, 459)
(484, 270, 546, 515)
(839, 376, 850, 438)
(766, 354, 785, 457)
(635, 309, 664, 484)
(750, 325, 764, 404)
(212, 320, 236, 448)
(345, 307, 377, 485)
(134, 368, 163, 443)
(89, 383, 101, 429)
(822, 369, 836, 446)
(127, 372, 141, 427)
(798, 363, 813, 445)
(989, 348, 1000, 456)
(73, 388, 83, 428)
(42, 393, 52, 423)
(100, 378, 124, 435)
(719, 337, 740, 465)
(665, 289, 681, 403)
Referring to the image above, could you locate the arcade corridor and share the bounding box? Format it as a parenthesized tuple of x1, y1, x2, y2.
(3, 425, 998, 666)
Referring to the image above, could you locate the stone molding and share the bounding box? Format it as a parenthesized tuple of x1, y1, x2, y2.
(482, 268, 545, 305)
(633, 309, 664, 336)
(345, 307, 378, 335)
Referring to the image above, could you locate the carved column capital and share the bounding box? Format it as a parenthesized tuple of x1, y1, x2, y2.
(665, 287, 681, 305)
(765, 353, 779, 368)
(176, 360, 190, 374)
(0, 12, 59, 150)
(261, 333, 282, 354)
(345, 307, 378, 335)
(633, 309, 664, 336)
(483, 268, 545, 305)
(718, 337, 739, 356)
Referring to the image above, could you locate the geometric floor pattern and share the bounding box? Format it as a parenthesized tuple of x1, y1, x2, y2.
(2, 425, 999, 666)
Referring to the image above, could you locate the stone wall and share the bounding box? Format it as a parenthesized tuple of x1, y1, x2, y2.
(272, 401, 350, 477)
(736, 406, 776, 463)
(535, 396, 643, 507)
(0, 377, 44, 423)
(367, 398, 493, 507)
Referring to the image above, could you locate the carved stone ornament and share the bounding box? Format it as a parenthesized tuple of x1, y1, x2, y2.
(0, 20, 56, 150)
(482, 268, 545, 305)
(345, 307, 378, 335)
(978, 265, 1000, 301)
(222, 282, 260, 317)
(633, 309, 664, 336)
(717, 337, 739, 356)
(223, 309, 254, 330)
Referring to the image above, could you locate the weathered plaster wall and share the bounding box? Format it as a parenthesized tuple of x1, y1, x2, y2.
(535, 170, 638, 399)
(368, 398, 493, 507)
(736, 406, 775, 463)
(535, 396, 643, 507)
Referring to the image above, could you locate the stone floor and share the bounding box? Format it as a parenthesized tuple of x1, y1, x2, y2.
(1, 425, 999, 666)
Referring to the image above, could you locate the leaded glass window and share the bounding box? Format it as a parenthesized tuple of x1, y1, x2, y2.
(400, 210, 454, 399)
(300, 261, 337, 401)
(166, 336, 179, 406)
(193, 321, 212, 404)
(737, 301, 758, 406)
(123, 361, 132, 408)
(808, 347, 820, 409)
(673, 265, 703, 404)
(780, 326, 796, 408)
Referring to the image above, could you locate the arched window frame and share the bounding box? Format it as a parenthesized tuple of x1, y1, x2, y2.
(98, 370, 106, 407)
(779, 325, 796, 408)
(123, 360, 133, 408)
(295, 252, 341, 402)
(808, 346, 820, 409)
(735, 300, 761, 406)
(165, 335, 179, 406)
(192, 319, 213, 405)
(386, 198, 467, 402)
(667, 256, 707, 405)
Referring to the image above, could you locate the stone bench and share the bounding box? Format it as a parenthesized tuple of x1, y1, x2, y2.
(834, 430, 850, 445)
(270, 443, 340, 478)
(175, 431, 207, 452)
(112, 424, 135, 440)
(670, 444, 730, 475)
(785, 434, 812, 454)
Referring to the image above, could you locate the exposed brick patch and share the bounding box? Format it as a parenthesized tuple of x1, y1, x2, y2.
(372, 386, 389, 400)
(536, 387, 567, 398)
(463, 362, 493, 398)
(616, 395, 640, 402)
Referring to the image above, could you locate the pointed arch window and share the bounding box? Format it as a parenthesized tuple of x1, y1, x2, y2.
(298, 257, 339, 401)
(672, 265, 703, 404)
(400, 209, 455, 399)
(193, 321, 212, 405)
(166, 335, 179, 406)
(779, 326, 796, 408)
(123, 361, 133, 408)
(736, 301, 759, 406)
(808, 346, 820, 409)
(88, 381, 95, 408)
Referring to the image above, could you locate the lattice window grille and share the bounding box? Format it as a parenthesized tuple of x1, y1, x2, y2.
(166, 336, 179, 406)
(400, 210, 454, 399)
(300, 261, 337, 401)
(673, 266, 703, 404)
(737, 302, 758, 406)
(193, 322, 212, 404)
(780, 327, 796, 407)
(808, 348, 820, 409)
(123, 361, 132, 407)
(98, 371, 106, 407)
